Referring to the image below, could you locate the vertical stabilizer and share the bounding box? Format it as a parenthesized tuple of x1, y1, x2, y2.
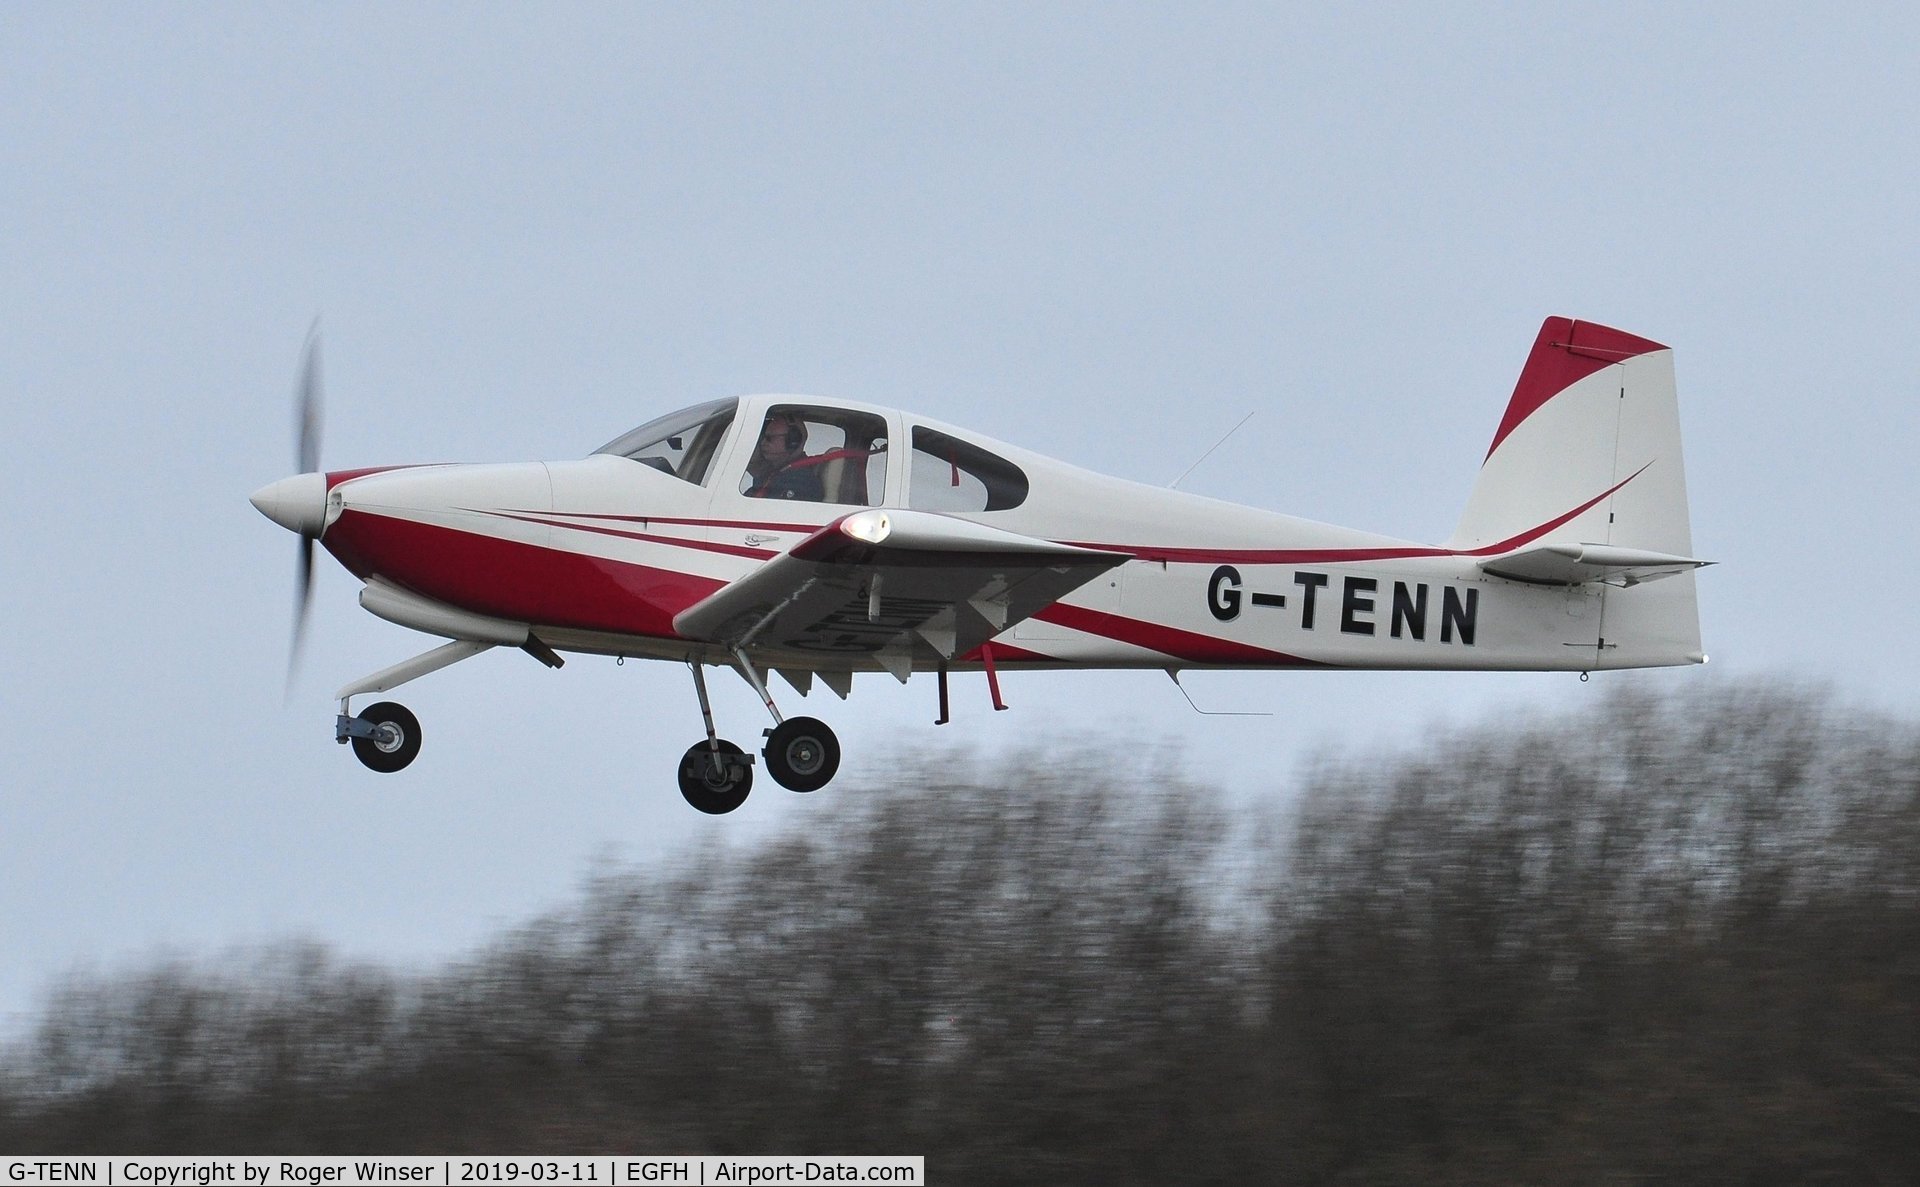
(1451, 318, 1703, 666)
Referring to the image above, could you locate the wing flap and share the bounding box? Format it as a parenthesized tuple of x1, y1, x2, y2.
(674, 509, 1126, 663)
(1481, 543, 1712, 587)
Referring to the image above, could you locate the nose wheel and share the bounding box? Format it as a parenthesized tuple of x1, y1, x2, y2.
(345, 701, 421, 773)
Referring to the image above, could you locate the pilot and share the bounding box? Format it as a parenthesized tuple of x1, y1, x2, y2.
(746, 411, 825, 501)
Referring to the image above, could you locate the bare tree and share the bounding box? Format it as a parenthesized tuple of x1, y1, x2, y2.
(5, 683, 1916, 1183)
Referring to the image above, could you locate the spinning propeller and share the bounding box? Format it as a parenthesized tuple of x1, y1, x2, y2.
(250, 321, 329, 690)
(291, 323, 323, 681)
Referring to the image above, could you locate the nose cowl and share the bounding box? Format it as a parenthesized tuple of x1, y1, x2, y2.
(250, 472, 329, 537)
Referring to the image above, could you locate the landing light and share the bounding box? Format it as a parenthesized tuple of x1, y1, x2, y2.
(842, 510, 891, 544)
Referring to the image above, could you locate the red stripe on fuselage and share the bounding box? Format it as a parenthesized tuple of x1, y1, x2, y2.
(1033, 604, 1324, 667)
(325, 465, 438, 492)
(322, 510, 724, 637)
(473, 510, 779, 560)
(958, 641, 1052, 664)
(496, 511, 823, 534)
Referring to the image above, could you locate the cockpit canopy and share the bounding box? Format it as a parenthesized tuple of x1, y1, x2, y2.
(595, 396, 1030, 513)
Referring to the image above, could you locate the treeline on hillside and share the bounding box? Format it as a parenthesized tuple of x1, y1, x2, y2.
(3, 682, 1917, 1183)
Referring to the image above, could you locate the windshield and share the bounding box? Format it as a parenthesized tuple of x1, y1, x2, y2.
(593, 398, 738, 485)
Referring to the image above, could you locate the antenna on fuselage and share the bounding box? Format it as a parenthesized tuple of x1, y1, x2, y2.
(1167, 411, 1255, 490)
(1167, 670, 1272, 717)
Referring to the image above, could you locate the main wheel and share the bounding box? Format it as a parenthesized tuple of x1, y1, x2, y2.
(351, 701, 421, 773)
(763, 716, 840, 793)
(678, 739, 752, 814)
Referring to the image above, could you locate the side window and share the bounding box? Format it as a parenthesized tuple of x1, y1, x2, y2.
(739, 406, 890, 506)
(909, 427, 1029, 512)
(594, 399, 737, 486)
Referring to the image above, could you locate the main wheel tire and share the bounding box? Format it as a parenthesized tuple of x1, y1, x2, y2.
(763, 716, 840, 793)
(351, 701, 421, 773)
(678, 739, 753, 814)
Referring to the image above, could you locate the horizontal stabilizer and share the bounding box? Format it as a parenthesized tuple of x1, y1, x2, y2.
(1480, 543, 1712, 588)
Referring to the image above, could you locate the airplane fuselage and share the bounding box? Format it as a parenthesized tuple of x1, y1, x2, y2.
(252, 318, 1706, 808)
(311, 412, 1684, 677)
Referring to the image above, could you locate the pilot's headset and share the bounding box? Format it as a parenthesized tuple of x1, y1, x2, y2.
(768, 411, 808, 452)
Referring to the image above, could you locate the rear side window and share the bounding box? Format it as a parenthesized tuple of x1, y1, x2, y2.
(909, 427, 1028, 512)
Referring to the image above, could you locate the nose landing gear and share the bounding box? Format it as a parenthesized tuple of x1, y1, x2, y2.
(332, 640, 495, 777)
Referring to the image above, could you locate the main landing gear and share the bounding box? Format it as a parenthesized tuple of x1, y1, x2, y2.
(677, 655, 842, 814)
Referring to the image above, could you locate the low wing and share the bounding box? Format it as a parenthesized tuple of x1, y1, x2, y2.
(674, 509, 1126, 674)
(1480, 543, 1713, 588)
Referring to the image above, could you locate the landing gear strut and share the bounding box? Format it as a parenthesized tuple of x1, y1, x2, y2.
(334, 640, 496, 775)
(679, 663, 754, 813)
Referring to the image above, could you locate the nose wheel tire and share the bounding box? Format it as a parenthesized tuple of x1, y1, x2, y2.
(350, 701, 421, 773)
(763, 716, 840, 793)
(678, 739, 753, 814)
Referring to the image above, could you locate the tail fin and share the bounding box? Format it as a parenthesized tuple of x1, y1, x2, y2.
(1450, 317, 1706, 666)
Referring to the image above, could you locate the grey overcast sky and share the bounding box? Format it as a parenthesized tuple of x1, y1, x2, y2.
(3, 3, 1916, 1030)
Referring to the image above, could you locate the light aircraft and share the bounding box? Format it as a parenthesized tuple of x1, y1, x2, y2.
(252, 317, 1708, 813)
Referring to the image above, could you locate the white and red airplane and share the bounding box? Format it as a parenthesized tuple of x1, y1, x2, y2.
(252, 317, 1708, 813)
